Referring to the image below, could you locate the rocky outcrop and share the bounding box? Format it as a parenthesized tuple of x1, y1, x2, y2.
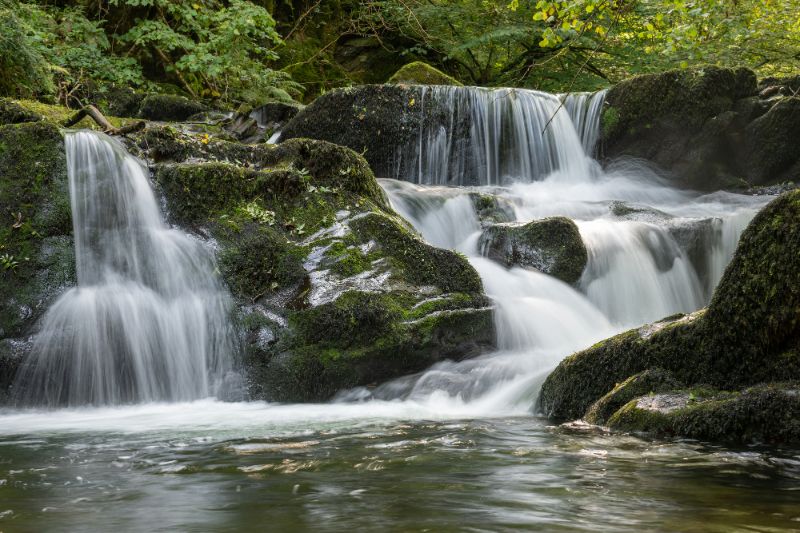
(600, 66, 800, 190)
(478, 217, 587, 284)
(138, 94, 209, 121)
(281, 84, 426, 178)
(539, 190, 800, 444)
(135, 127, 495, 402)
(0, 113, 75, 402)
(0, 99, 495, 404)
(388, 62, 462, 86)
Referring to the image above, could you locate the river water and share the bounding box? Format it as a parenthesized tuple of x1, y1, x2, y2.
(1, 88, 796, 531)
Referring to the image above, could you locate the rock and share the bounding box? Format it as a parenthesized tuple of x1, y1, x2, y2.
(138, 94, 209, 121)
(585, 368, 682, 425)
(250, 101, 302, 131)
(468, 192, 515, 225)
(539, 190, 800, 443)
(600, 66, 759, 190)
(282, 84, 425, 178)
(388, 62, 462, 86)
(0, 121, 75, 395)
(95, 86, 146, 118)
(478, 217, 587, 284)
(742, 97, 800, 185)
(607, 384, 800, 445)
(142, 127, 495, 402)
(0, 98, 42, 125)
(334, 36, 408, 85)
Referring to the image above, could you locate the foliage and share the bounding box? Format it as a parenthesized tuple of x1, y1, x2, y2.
(0, 5, 54, 99)
(112, 0, 300, 103)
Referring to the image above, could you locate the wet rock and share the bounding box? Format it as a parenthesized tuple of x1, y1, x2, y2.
(469, 192, 515, 225)
(281, 84, 425, 178)
(607, 384, 800, 445)
(148, 131, 495, 402)
(539, 190, 800, 443)
(742, 97, 800, 185)
(600, 66, 758, 190)
(388, 61, 462, 86)
(138, 94, 209, 121)
(478, 217, 587, 284)
(250, 101, 302, 132)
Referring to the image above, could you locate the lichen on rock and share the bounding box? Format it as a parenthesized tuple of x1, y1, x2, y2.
(388, 62, 462, 86)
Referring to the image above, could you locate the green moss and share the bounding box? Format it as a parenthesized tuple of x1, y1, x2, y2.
(388, 61, 463, 86)
(585, 368, 682, 425)
(479, 217, 587, 284)
(0, 121, 74, 339)
(607, 383, 800, 445)
(218, 225, 306, 301)
(350, 211, 483, 294)
(600, 106, 620, 138)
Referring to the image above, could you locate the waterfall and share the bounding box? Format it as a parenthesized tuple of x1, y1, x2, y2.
(390, 87, 604, 186)
(363, 85, 769, 407)
(13, 131, 236, 406)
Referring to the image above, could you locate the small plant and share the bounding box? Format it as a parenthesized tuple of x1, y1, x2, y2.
(239, 201, 276, 226)
(0, 253, 19, 272)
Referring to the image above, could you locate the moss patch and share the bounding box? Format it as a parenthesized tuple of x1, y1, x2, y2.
(388, 61, 462, 86)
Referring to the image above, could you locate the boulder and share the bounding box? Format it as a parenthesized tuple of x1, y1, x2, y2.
(388, 62, 462, 86)
(281, 84, 426, 178)
(138, 94, 209, 121)
(478, 217, 587, 284)
(539, 190, 800, 443)
(141, 127, 495, 402)
(0, 120, 75, 400)
(742, 97, 800, 185)
(600, 66, 758, 190)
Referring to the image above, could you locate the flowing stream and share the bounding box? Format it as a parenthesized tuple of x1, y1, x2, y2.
(0, 90, 795, 531)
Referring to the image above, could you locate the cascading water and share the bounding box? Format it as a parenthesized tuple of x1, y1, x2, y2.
(13, 131, 236, 406)
(362, 86, 770, 407)
(390, 87, 602, 186)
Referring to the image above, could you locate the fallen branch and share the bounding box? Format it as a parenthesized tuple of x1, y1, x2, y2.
(62, 105, 146, 136)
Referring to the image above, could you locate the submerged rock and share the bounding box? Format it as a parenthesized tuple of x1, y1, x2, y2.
(388, 62, 462, 86)
(478, 218, 587, 284)
(539, 190, 800, 444)
(143, 127, 495, 402)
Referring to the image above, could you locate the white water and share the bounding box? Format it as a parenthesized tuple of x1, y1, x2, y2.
(2, 88, 772, 430)
(12, 132, 237, 407)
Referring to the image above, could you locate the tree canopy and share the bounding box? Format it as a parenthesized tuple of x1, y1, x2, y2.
(1, 0, 797, 105)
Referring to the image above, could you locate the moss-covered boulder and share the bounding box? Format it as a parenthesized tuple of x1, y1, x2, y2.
(0, 98, 42, 125)
(388, 62, 462, 86)
(281, 85, 425, 178)
(478, 217, 587, 284)
(742, 97, 800, 185)
(539, 190, 800, 443)
(0, 120, 75, 399)
(607, 383, 800, 445)
(138, 94, 209, 121)
(601, 66, 759, 190)
(140, 126, 494, 402)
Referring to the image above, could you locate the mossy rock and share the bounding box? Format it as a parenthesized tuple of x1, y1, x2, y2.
(607, 383, 800, 445)
(281, 84, 427, 178)
(0, 121, 75, 394)
(742, 97, 800, 185)
(0, 98, 42, 125)
(468, 192, 515, 225)
(585, 368, 682, 425)
(478, 217, 587, 284)
(139, 94, 209, 121)
(600, 66, 758, 190)
(147, 134, 494, 402)
(388, 62, 462, 86)
(540, 190, 800, 443)
(261, 291, 494, 402)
